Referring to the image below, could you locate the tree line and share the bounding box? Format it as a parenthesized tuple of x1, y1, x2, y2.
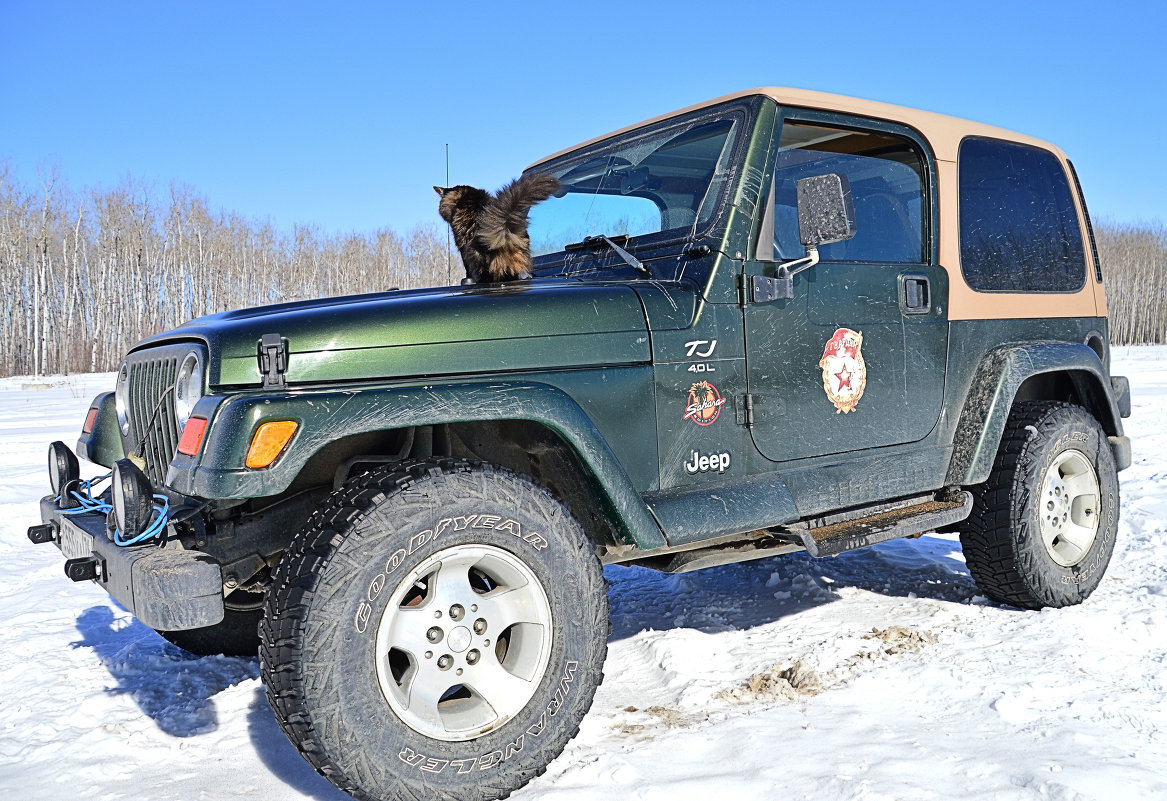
(0, 165, 457, 377)
(1, 164, 1164, 378)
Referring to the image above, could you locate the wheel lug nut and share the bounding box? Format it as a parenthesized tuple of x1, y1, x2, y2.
(456, 668, 463, 676)
(473, 618, 487, 634)
(437, 655, 453, 670)
(425, 650, 433, 659)
(434, 610, 442, 619)
(427, 626, 443, 643)
(450, 604, 465, 621)
(470, 604, 478, 613)
(466, 649, 480, 665)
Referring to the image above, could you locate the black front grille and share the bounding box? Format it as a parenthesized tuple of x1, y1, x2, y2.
(123, 345, 195, 484)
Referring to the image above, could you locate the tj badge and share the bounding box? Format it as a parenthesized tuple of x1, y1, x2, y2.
(819, 328, 867, 413)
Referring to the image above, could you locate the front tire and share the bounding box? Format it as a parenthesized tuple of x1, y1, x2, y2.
(260, 460, 608, 801)
(961, 402, 1119, 609)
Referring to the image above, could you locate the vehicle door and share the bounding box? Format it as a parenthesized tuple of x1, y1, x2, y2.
(744, 112, 949, 463)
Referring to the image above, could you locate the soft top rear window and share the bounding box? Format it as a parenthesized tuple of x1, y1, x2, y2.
(959, 137, 1086, 293)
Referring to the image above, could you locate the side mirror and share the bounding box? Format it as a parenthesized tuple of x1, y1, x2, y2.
(796, 173, 857, 247)
(747, 173, 859, 304)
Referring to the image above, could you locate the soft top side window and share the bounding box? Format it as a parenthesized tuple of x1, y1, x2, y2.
(959, 137, 1086, 293)
(766, 121, 927, 264)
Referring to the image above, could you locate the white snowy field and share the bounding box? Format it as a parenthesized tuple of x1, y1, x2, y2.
(1, 349, 1164, 801)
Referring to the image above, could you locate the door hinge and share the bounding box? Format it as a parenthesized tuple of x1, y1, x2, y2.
(258, 333, 288, 389)
(737, 393, 756, 428)
(739, 272, 793, 306)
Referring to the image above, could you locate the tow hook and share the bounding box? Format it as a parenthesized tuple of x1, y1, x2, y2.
(64, 556, 105, 583)
(27, 523, 56, 545)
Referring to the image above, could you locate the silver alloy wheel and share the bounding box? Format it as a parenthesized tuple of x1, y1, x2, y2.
(1038, 449, 1100, 567)
(374, 544, 553, 741)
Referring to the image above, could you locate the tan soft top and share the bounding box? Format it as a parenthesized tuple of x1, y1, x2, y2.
(530, 87, 1066, 165)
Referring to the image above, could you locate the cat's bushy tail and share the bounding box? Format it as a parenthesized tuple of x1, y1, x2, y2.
(479, 172, 561, 253)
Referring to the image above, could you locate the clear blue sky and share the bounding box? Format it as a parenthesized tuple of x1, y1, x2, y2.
(4, 0, 1165, 235)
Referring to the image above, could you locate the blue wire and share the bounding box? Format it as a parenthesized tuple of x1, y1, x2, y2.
(113, 494, 170, 547)
(57, 472, 171, 547)
(59, 473, 113, 515)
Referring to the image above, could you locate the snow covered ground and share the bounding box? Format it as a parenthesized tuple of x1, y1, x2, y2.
(1, 349, 1164, 801)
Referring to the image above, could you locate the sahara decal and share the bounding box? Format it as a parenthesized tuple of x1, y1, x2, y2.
(684, 450, 731, 474)
(819, 328, 867, 414)
(683, 381, 726, 426)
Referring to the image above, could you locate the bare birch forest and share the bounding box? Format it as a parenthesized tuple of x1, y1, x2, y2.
(1, 164, 1164, 377)
(0, 166, 456, 377)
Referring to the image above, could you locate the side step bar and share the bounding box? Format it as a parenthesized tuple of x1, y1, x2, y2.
(795, 491, 973, 558)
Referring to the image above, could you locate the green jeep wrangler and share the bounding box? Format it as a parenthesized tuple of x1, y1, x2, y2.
(30, 88, 1132, 801)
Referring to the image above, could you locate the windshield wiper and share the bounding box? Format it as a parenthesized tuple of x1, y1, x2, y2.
(563, 234, 650, 276)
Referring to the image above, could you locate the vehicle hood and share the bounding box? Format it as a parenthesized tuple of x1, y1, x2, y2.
(134, 279, 692, 387)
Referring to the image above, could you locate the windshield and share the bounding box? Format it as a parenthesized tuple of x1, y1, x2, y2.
(527, 102, 751, 276)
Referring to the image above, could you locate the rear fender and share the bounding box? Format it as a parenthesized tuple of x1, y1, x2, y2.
(946, 343, 1126, 486)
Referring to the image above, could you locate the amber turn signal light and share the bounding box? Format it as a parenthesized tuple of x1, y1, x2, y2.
(245, 420, 298, 469)
(177, 417, 208, 457)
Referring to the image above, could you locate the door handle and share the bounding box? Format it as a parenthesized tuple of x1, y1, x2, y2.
(901, 275, 931, 315)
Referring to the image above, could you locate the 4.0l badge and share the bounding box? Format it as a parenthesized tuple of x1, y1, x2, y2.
(819, 328, 867, 414)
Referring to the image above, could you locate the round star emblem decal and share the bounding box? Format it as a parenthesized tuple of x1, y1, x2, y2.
(819, 328, 867, 413)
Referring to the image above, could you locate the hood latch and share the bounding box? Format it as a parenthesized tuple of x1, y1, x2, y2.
(258, 333, 288, 389)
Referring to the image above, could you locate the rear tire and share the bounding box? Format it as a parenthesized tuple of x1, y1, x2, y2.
(260, 459, 608, 801)
(961, 402, 1119, 609)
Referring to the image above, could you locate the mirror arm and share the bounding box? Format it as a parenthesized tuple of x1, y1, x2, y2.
(747, 246, 821, 304)
(776, 245, 820, 281)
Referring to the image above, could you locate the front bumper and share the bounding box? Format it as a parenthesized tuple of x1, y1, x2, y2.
(31, 496, 225, 631)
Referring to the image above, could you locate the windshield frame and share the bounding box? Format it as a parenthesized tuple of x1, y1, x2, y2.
(526, 97, 762, 279)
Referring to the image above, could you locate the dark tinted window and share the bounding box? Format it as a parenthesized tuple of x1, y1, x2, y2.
(959, 138, 1086, 292)
(771, 122, 927, 264)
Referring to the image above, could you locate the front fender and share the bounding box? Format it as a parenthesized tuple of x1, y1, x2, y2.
(946, 343, 1126, 486)
(166, 381, 667, 550)
(76, 392, 125, 467)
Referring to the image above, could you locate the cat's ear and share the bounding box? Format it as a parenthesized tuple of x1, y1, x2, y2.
(433, 186, 446, 197)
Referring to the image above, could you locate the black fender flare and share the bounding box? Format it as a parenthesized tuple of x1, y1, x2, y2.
(166, 380, 667, 550)
(945, 343, 1125, 486)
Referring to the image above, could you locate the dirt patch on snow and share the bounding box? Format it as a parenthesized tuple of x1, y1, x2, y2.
(864, 626, 938, 655)
(717, 660, 823, 703)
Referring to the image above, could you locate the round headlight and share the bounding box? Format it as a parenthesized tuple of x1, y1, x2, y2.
(115, 363, 131, 437)
(48, 441, 79, 496)
(174, 351, 205, 428)
(112, 458, 154, 538)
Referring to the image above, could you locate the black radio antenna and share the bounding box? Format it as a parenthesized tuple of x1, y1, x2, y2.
(445, 143, 451, 285)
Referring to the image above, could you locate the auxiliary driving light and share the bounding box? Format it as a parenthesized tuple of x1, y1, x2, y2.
(112, 458, 155, 539)
(49, 441, 79, 497)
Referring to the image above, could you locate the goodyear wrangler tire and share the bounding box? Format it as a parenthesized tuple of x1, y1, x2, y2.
(961, 402, 1119, 610)
(260, 459, 608, 801)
